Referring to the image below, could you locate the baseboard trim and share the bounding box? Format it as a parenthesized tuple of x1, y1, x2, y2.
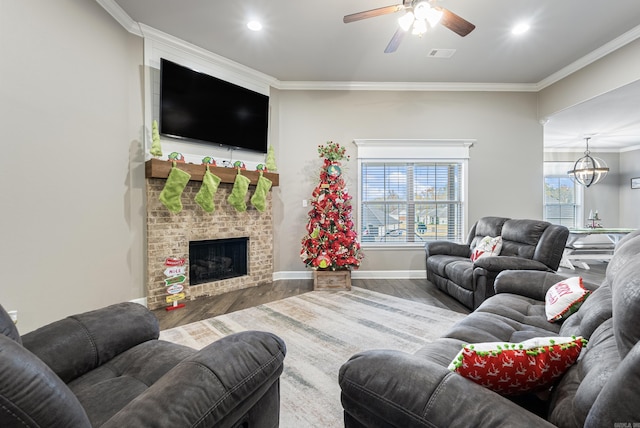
(273, 270, 426, 280)
(129, 297, 148, 307)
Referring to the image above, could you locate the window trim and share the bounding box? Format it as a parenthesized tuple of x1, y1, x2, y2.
(355, 139, 474, 247)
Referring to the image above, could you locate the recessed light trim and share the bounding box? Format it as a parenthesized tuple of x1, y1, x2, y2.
(247, 20, 262, 31)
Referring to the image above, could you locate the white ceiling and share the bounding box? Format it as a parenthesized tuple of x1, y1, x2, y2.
(102, 0, 640, 150)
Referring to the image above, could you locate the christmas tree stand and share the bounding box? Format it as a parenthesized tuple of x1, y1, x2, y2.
(313, 270, 352, 291)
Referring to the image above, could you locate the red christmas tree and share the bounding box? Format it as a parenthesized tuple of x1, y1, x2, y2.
(301, 142, 363, 270)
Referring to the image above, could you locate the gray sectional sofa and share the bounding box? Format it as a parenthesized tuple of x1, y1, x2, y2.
(341, 229, 640, 427)
(0, 302, 286, 427)
(425, 216, 569, 310)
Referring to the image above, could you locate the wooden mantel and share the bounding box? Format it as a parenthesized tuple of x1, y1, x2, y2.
(145, 158, 279, 186)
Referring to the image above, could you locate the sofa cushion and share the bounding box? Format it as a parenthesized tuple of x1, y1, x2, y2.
(473, 293, 561, 338)
(499, 219, 549, 259)
(609, 238, 640, 358)
(444, 260, 474, 290)
(559, 282, 612, 339)
(545, 276, 590, 322)
(470, 236, 503, 262)
(69, 340, 195, 426)
(470, 216, 508, 245)
(426, 254, 467, 277)
(548, 319, 619, 427)
(449, 336, 586, 396)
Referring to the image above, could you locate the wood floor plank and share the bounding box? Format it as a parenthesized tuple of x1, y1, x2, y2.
(153, 263, 606, 330)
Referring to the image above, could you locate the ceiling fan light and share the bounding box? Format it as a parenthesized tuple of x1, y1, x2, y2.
(412, 18, 427, 36)
(398, 11, 415, 31)
(425, 8, 443, 27)
(413, 2, 430, 20)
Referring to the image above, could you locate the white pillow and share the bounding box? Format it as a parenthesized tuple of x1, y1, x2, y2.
(545, 277, 590, 322)
(470, 236, 503, 262)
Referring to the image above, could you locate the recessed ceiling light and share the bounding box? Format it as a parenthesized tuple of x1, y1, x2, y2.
(247, 20, 262, 31)
(512, 22, 530, 35)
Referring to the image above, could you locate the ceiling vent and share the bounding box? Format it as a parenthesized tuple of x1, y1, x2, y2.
(427, 48, 456, 58)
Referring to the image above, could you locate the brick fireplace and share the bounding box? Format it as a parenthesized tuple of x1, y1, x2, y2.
(145, 167, 274, 310)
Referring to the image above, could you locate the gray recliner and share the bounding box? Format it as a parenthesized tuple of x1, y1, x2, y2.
(425, 216, 569, 309)
(0, 302, 286, 427)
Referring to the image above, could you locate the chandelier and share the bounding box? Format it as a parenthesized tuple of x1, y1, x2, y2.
(567, 137, 609, 187)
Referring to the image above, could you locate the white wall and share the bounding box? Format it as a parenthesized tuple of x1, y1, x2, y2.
(538, 38, 640, 119)
(544, 151, 621, 227)
(273, 90, 542, 274)
(1, 0, 145, 332)
(620, 149, 640, 228)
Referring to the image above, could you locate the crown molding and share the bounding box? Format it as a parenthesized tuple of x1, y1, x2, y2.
(273, 80, 538, 92)
(536, 24, 640, 91)
(544, 146, 636, 154)
(139, 24, 279, 90)
(620, 144, 640, 153)
(95, 0, 141, 36)
(97, 0, 640, 93)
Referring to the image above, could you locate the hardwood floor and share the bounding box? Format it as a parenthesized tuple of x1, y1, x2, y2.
(153, 262, 607, 330)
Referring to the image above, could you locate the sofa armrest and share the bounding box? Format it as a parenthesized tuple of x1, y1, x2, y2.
(473, 256, 550, 273)
(494, 270, 600, 302)
(21, 302, 159, 383)
(102, 331, 286, 428)
(493, 270, 568, 301)
(425, 241, 470, 258)
(339, 350, 554, 428)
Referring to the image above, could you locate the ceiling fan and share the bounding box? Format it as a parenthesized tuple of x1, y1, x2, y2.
(343, 0, 476, 53)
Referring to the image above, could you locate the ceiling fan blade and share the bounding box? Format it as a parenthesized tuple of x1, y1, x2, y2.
(343, 4, 405, 24)
(438, 8, 476, 37)
(384, 28, 406, 53)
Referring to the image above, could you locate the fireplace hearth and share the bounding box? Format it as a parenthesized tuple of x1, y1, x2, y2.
(189, 238, 248, 285)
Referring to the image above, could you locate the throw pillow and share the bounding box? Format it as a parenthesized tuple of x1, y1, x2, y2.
(448, 336, 587, 396)
(470, 236, 503, 262)
(545, 277, 590, 322)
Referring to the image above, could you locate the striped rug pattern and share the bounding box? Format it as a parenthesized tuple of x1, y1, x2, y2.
(159, 287, 466, 427)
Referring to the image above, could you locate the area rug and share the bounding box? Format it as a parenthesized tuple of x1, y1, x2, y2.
(159, 287, 466, 427)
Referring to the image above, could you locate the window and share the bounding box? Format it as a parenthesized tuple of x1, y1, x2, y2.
(543, 162, 583, 228)
(356, 140, 472, 246)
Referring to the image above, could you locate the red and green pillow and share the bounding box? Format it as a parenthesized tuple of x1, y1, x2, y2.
(545, 276, 590, 322)
(448, 336, 587, 395)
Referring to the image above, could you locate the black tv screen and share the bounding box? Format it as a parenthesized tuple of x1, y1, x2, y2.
(160, 58, 269, 153)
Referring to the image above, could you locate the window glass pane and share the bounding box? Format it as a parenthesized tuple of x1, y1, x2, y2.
(362, 161, 464, 245)
(543, 169, 578, 228)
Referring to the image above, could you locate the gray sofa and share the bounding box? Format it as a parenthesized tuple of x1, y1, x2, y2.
(425, 216, 569, 309)
(0, 302, 286, 427)
(341, 229, 640, 427)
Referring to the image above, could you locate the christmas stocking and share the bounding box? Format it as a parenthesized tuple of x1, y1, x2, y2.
(159, 163, 191, 213)
(250, 172, 272, 212)
(227, 170, 251, 212)
(195, 166, 221, 213)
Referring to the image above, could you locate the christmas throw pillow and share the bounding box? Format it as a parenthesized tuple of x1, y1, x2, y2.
(545, 277, 590, 322)
(470, 236, 503, 262)
(448, 336, 586, 396)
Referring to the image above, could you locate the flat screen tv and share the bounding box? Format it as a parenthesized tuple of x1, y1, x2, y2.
(160, 58, 269, 153)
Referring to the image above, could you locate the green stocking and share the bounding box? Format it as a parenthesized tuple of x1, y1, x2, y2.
(195, 166, 221, 213)
(227, 170, 251, 212)
(159, 163, 191, 213)
(250, 173, 272, 212)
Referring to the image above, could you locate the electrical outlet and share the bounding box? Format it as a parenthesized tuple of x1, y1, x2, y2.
(302, 199, 308, 207)
(8, 310, 18, 325)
